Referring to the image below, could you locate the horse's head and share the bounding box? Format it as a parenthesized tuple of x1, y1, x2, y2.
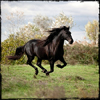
(43, 26, 74, 46)
(60, 26, 74, 44)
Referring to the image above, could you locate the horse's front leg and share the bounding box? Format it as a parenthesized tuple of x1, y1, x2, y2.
(56, 57, 67, 68)
(46, 61, 54, 76)
(37, 58, 47, 73)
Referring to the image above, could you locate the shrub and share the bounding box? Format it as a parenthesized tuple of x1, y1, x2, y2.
(1, 34, 27, 65)
(64, 42, 98, 65)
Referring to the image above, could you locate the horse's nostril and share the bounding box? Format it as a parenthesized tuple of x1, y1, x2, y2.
(69, 39, 73, 44)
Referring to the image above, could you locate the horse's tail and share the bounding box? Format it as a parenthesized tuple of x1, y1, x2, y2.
(6, 46, 24, 60)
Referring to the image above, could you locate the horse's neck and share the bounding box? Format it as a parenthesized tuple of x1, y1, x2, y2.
(51, 35, 64, 51)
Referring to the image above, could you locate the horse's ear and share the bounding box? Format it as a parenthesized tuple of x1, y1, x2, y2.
(60, 26, 66, 30)
(67, 26, 70, 30)
(60, 26, 70, 30)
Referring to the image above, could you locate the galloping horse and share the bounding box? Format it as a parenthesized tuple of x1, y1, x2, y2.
(7, 26, 74, 76)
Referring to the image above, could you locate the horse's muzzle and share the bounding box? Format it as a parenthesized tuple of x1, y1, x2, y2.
(68, 39, 74, 44)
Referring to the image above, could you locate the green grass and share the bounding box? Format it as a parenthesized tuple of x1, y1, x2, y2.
(1, 64, 99, 99)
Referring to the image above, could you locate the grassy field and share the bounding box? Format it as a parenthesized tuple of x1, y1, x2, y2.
(1, 64, 99, 99)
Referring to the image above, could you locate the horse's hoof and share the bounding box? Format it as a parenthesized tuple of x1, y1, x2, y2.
(34, 75, 37, 78)
(35, 72, 38, 75)
(42, 69, 47, 73)
(46, 72, 49, 76)
(56, 64, 62, 68)
(35, 69, 39, 75)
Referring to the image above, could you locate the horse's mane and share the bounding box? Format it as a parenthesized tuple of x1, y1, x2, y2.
(43, 26, 66, 46)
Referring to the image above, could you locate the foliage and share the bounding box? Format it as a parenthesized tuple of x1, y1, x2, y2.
(64, 42, 98, 65)
(2, 64, 99, 98)
(1, 34, 27, 65)
(52, 12, 74, 28)
(33, 15, 52, 31)
(6, 11, 25, 35)
(85, 20, 99, 44)
(18, 22, 41, 41)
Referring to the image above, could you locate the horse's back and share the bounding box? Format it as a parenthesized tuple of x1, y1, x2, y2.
(24, 39, 40, 56)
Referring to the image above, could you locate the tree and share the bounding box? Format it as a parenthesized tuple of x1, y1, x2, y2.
(33, 14, 52, 31)
(17, 22, 41, 41)
(32, 13, 74, 41)
(4, 11, 25, 48)
(6, 11, 25, 35)
(85, 20, 99, 45)
(51, 12, 74, 29)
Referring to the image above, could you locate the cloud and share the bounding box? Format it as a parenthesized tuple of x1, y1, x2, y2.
(1, 1, 98, 21)
(66, 1, 99, 16)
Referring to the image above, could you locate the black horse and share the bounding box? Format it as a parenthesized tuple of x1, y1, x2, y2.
(7, 26, 74, 76)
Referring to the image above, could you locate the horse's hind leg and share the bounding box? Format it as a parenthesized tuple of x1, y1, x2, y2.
(36, 58, 47, 73)
(27, 56, 38, 75)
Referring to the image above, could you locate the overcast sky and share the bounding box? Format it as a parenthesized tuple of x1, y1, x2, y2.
(1, 1, 99, 42)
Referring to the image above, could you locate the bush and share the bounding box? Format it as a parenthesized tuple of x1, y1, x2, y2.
(1, 34, 27, 65)
(64, 42, 98, 65)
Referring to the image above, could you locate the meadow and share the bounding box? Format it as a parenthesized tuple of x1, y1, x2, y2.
(1, 64, 99, 99)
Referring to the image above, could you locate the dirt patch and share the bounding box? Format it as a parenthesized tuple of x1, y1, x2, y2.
(66, 75, 85, 81)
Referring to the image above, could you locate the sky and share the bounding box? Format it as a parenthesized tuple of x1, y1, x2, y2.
(1, 1, 99, 42)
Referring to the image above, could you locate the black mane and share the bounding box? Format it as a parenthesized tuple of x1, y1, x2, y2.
(43, 26, 67, 46)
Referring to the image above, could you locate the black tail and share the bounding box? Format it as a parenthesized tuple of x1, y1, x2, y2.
(6, 46, 24, 60)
